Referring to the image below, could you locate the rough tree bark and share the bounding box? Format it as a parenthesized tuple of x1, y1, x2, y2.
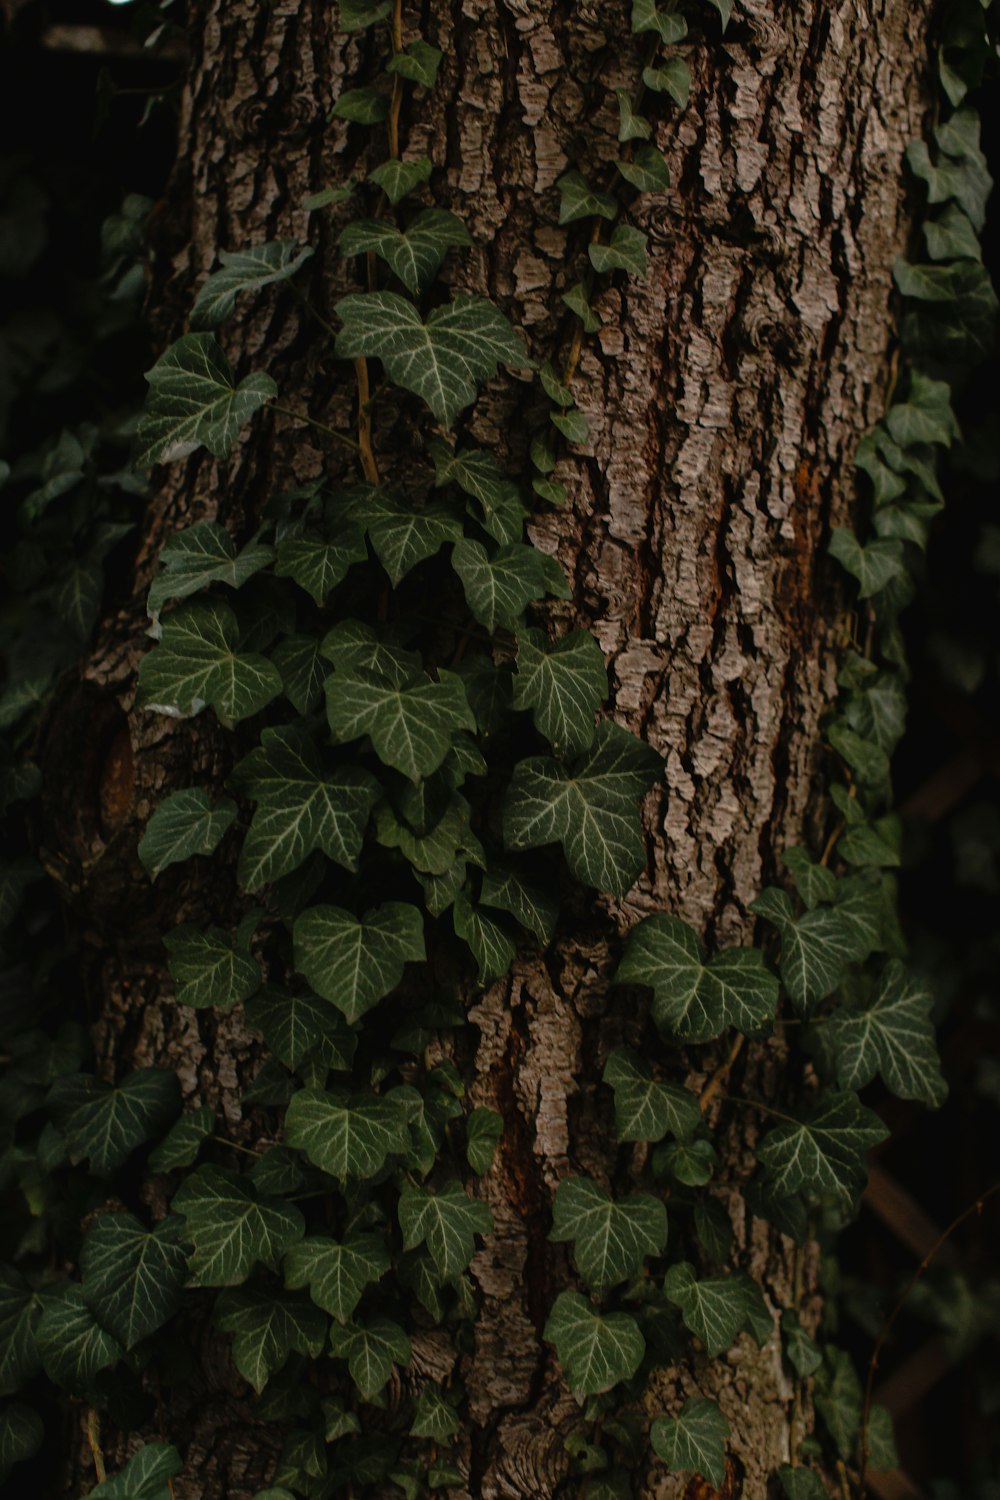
(44, 0, 935, 1495)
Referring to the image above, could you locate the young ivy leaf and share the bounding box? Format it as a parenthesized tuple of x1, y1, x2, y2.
(398, 1181, 493, 1278)
(325, 668, 476, 782)
(172, 1165, 306, 1286)
(749, 887, 866, 1014)
(615, 145, 671, 193)
(34, 1285, 123, 1392)
(616, 914, 779, 1042)
(164, 922, 261, 1011)
(234, 725, 381, 890)
(190, 241, 314, 330)
(555, 170, 618, 225)
(562, 280, 601, 332)
(828, 528, 908, 598)
(138, 788, 237, 880)
(826, 959, 947, 1107)
(47, 1069, 180, 1177)
(214, 1285, 327, 1393)
(80, 1212, 187, 1349)
(428, 440, 527, 544)
(663, 1262, 772, 1358)
(550, 1177, 667, 1291)
(87, 1444, 183, 1500)
(452, 892, 517, 985)
(386, 39, 444, 88)
(135, 334, 277, 469)
(410, 1384, 462, 1441)
(466, 1106, 503, 1174)
(334, 291, 527, 429)
(631, 0, 688, 43)
(650, 1397, 729, 1491)
(136, 600, 283, 727)
(543, 1291, 645, 1396)
(589, 226, 649, 278)
(284, 1233, 390, 1321)
(642, 59, 691, 109)
(368, 156, 433, 205)
(615, 87, 652, 142)
(146, 520, 275, 617)
(148, 1105, 216, 1173)
(284, 1087, 411, 1179)
(755, 1090, 889, 1209)
(328, 1317, 411, 1400)
(292, 903, 425, 1023)
(602, 1048, 701, 1143)
(340, 210, 470, 296)
(513, 627, 608, 755)
(780, 1310, 823, 1377)
(330, 86, 388, 124)
(452, 539, 563, 632)
(503, 721, 663, 897)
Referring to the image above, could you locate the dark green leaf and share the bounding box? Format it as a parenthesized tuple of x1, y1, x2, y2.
(550, 1177, 666, 1290)
(172, 1166, 306, 1286)
(293, 903, 425, 1022)
(191, 241, 314, 330)
(543, 1291, 644, 1396)
(215, 1285, 326, 1392)
(135, 334, 276, 469)
(139, 789, 236, 880)
(650, 1397, 729, 1490)
(80, 1212, 187, 1349)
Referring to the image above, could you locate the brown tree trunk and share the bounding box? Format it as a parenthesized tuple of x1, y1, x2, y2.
(48, 0, 935, 1494)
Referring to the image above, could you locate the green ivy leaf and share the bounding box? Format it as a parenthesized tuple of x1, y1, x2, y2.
(813, 1347, 861, 1460)
(235, 726, 380, 890)
(274, 525, 367, 606)
(543, 1291, 644, 1396)
(138, 788, 236, 880)
(642, 59, 691, 108)
(80, 1212, 187, 1350)
(284, 1233, 389, 1322)
(562, 280, 601, 332)
(369, 157, 433, 205)
(88, 1444, 183, 1500)
(136, 601, 283, 727)
(172, 1166, 306, 1286)
(0, 1267, 42, 1395)
(589, 226, 648, 277)
(663, 1262, 772, 1357)
(550, 407, 589, 444)
(776, 1466, 827, 1500)
(693, 1197, 733, 1263)
(706, 0, 734, 30)
(164, 922, 261, 1011)
(631, 0, 687, 42)
(398, 1182, 493, 1277)
(245, 988, 356, 1072)
(0, 1404, 43, 1483)
(215, 1285, 327, 1393)
(828, 529, 907, 599)
(555, 171, 618, 225)
(781, 1310, 822, 1377)
(360, 488, 465, 584)
(331, 86, 388, 124)
(135, 334, 276, 469)
(466, 1107, 503, 1174)
(452, 539, 561, 632)
(335, 290, 527, 428)
(615, 89, 652, 142)
(650, 1397, 729, 1490)
(826, 959, 946, 1107)
(320, 618, 422, 688)
(47, 1068, 180, 1177)
(452, 892, 517, 985)
(616, 914, 779, 1042)
(479, 860, 558, 944)
(615, 145, 671, 193)
(271, 634, 328, 714)
(148, 1105, 216, 1172)
(386, 39, 443, 88)
(503, 721, 663, 897)
(755, 1091, 889, 1208)
(513, 628, 607, 755)
(328, 1317, 410, 1399)
(429, 440, 527, 543)
(340, 211, 470, 296)
(749, 887, 866, 1014)
(190, 241, 314, 330)
(326, 669, 476, 781)
(885, 369, 960, 449)
(410, 1384, 461, 1441)
(35, 1285, 123, 1392)
(550, 1177, 667, 1291)
(603, 1048, 700, 1143)
(146, 521, 275, 617)
(284, 1088, 410, 1179)
(293, 903, 425, 1022)
(923, 203, 981, 261)
(658, 1136, 717, 1186)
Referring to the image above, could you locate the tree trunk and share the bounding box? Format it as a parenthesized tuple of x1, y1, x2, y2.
(48, 0, 935, 1494)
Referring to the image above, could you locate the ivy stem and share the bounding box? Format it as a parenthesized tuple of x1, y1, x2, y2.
(387, 0, 405, 160)
(698, 1033, 744, 1114)
(836, 1459, 851, 1500)
(858, 1181, 1000, 1496)
(354, 358, 381, 483)
(212, 1135, 261, 1159)
(86, 1409, 106, 1483)
(270, 402, 361, 455)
